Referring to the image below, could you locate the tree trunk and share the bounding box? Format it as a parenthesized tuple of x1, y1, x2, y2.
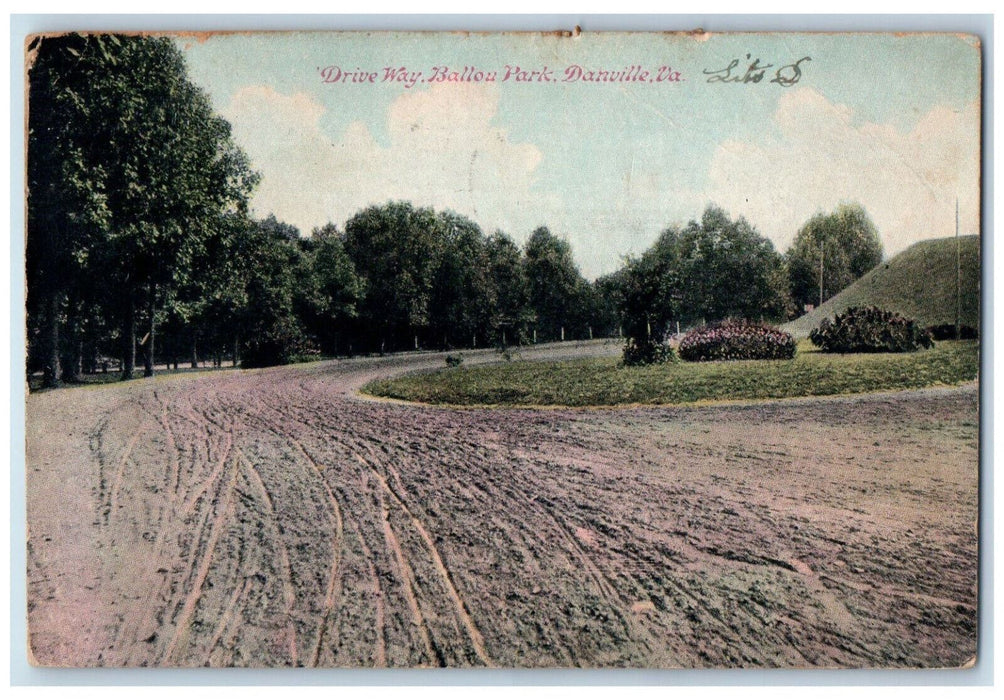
(60, 302, 81, 383)
(191, 337, 199, 369)
(121, 300, 136, 380)
(42, 293, 61, 388)
(61, 339, 82, 383)
(233, 334, 240, 367)
(143, 288, 155, 378)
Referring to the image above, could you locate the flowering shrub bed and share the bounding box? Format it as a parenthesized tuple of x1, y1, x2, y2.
(810, 306, 933, 353)
(622, 338, 676, 366)
(678, 320, 796, 362)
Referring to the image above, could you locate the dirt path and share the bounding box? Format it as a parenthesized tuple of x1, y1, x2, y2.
(25, 342, 979, 668)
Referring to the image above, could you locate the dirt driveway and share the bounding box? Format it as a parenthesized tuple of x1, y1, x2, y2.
(25, 342, 979, 668)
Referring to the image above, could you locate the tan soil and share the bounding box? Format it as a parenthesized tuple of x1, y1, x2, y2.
(25, 342, 979, 668)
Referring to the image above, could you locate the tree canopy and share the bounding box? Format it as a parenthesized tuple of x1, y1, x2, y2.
(27, 34, 257, 383)
(523, 227, 594, 342)
(787, 203, 884, 310)
(617, 205, 791, 350)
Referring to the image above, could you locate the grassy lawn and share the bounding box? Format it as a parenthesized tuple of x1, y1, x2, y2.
(363, 340, 979, 407)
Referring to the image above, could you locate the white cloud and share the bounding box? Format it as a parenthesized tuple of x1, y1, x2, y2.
(221, 83, 551, 240)
(703, 88, 981, 256)
(222, 84, 980, 279)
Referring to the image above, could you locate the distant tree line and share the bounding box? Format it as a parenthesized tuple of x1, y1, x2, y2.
(26, 34, 884, 387)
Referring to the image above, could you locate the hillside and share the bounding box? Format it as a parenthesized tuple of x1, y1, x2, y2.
(784, 235, 981, 338)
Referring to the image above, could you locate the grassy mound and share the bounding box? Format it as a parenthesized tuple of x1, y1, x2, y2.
(784, 235, 980, 339)
(363, 340, 978, 407)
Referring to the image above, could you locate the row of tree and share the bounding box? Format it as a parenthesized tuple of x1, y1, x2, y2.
(611, 203, 883, 345)
(27, 34, 258, 385)
(26, 34, 885, 387)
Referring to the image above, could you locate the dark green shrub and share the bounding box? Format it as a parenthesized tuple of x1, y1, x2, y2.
(622, 338, 676, 366)
(445, 354, 464, 367)
(679, 320, 796, 362)
(242, 317, 312, 368)
(926, 324, 979, 341)
(810, 306, 933, 353)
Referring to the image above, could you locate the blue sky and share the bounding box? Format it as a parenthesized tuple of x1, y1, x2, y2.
(178, 31, 981, 279)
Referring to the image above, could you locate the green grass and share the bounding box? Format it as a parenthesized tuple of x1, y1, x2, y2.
(362, 340, 979, 407)
(784, 235, 980, 338)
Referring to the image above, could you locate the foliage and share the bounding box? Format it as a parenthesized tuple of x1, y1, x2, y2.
(238, 219, 312, 368)
(364, 341, 978, 407)
(788, 203, 883, 310)
(298, 223, 365, 356)
(592, 269, 626, 338)
(622, 339, 676, 366)
(428, 212, 495, 349)
(679, 320, 797, 362)
(926, 324, 979, 341)
(618, 246, 679, 345)
(445, 354, 464, 367)
(616, 206, 791, 359)
(675, 206, 791, 324)
(26, 33, 257, 383)
(340, 208, 598, 353)
(241, 316, 313, 369)
(343, 201, 443, 352)
(523, 226, 593, 342)
(809, 306, 934, 353)
(486, 230, 534, 346)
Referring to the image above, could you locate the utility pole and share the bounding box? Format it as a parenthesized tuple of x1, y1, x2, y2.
(819, 240, 825, 308)
(956, 198, 961, 340)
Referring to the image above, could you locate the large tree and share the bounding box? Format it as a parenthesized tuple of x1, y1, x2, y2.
(343, 202, 444, 352)
(523, 227, 591, 342)
(428, 212, 495, 349)
(787, 203, 884, 310)
(27, 34, 113, 385)
(299, 223, 365, 356)
(486, 230, 533, 346)
(26, 34, 257, 383)
(675, 205, 790, 324)
(592, 268, 628, 339)
(238, 217, 313, 368)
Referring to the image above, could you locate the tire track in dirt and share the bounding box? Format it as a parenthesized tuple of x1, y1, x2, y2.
(353, 450, 491, 666)
(105, 418, 150, 523)
(238, 403, 346, 668)
(207, 576, 254, 661)
(238, 449, 300, 666)
(358, 526, 388, 667)
(152, 390, 183, 503)
(162, 431, 239, 664)
(373, 477, 439, 665)
(239, 386, 494, 665)
(26, 347, 980, 668)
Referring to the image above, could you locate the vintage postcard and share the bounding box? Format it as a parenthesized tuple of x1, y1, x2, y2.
(24, 29, 981, 669)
